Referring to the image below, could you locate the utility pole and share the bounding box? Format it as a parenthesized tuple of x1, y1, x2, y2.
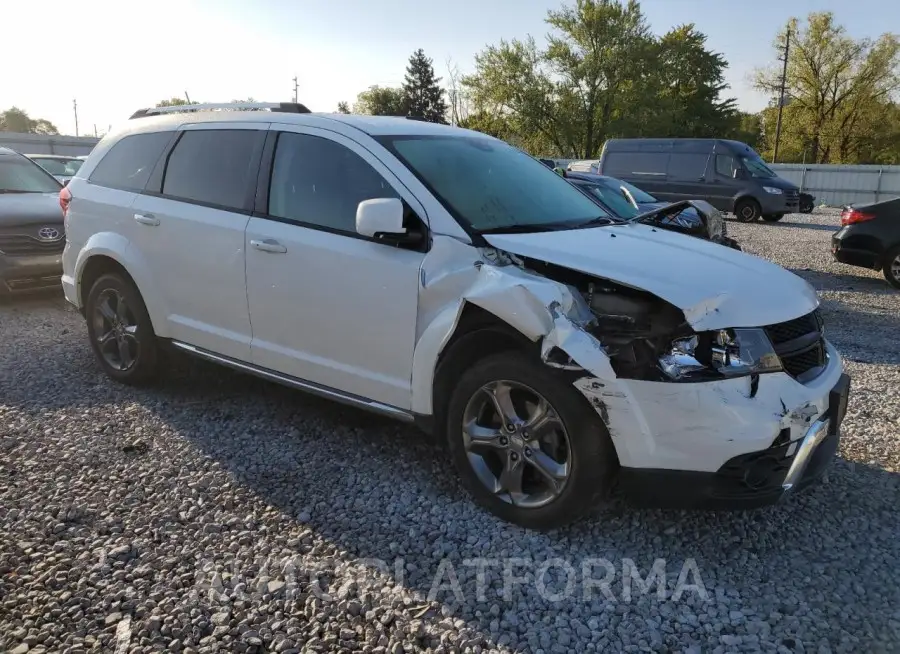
(185, 91, 192, 104)
(773, 27, 791, 163)
(292, 76, 298, 103)
(73, 99, 79, 137)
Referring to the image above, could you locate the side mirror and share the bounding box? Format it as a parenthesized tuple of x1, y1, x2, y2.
(356, 198, 405, 239)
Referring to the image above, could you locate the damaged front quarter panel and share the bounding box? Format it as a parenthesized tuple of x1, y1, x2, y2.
(410, 235, 621, 416)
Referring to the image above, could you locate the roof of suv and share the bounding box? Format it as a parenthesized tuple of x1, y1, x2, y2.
(121, 109, 479, 138)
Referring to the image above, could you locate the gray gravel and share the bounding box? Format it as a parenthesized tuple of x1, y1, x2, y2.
(1, 209, 899, 654)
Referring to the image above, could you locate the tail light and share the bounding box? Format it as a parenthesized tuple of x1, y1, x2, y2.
(840, 208, 875, 225)
(59, 186, 71, 226)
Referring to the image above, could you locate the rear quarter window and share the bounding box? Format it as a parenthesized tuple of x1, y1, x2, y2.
(88, 132, 172, 191)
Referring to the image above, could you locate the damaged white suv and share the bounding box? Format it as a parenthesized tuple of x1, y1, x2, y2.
(61, 102, 850, 529)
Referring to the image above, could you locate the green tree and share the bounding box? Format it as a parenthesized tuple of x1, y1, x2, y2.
(353, 86, 407, 116)
(0, 107, 59, 135)
(402, 49, 448, 123)
(462, 0, 737, 158)
(156, 98, 190, 107)
(336, 101, 351, 114)
(754, 12, 900, 163)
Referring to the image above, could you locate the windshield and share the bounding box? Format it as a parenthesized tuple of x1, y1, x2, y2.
(614, 178, 657, 204)
(0, 156, 63, 193)
(32, 157, 83, 177)
(578, 182, 640, 219)
(376, 135, 604, 232)
(739, 155, 776, 179)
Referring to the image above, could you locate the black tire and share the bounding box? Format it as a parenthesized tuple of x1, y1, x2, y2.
(734, 198, 761, 222)
(762, 213, 785, 222)
(85, 273, 159, 385)
(446, 352, 618, 530)
(883, 245, 900, 290)
(800, 200, 814, 214)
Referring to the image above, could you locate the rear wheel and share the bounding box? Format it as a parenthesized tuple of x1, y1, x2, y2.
(800, 198, 814, 213)
(85, 273, 159, 385)
(762, 213, 785, 222)
(446, 352, 617, 530)
(734, 198, 761, 222)
(883, 246, 900, 290)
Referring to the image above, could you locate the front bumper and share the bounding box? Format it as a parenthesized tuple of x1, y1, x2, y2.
(0, 252, 63, 295)
(618, 373, 851, 509)
(759, 192, 799, 215)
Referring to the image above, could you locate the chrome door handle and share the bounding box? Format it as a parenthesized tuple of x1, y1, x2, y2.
(134, 213, 159, 226)
(250, 238, 287, 254)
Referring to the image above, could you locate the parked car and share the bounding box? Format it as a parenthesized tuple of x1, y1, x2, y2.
(564, 171, 741, 250)
(0, 147, 65, 297)
(62, 102, 849, 529)
(831, 197, 900, 289)
(586, 138, 801, 222)
(26, 154, 85, 185)
(799, 192, 815, 214)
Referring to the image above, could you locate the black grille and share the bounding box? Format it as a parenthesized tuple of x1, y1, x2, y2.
(764, 310, 826, 381)
(0, 234, 65, 256)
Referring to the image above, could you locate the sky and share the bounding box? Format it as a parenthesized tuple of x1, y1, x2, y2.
(3, 0, 897, 137)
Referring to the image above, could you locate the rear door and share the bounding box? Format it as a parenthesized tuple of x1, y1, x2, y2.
(664, 148, 712, 203)
(129, 123, 267, 360)
(603, 149, 670, 197)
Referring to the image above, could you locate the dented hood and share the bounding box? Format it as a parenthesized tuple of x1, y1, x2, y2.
(483, 223, 819, 331)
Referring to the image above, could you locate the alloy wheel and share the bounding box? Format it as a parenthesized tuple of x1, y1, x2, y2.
(461, 380, 571, 508)
(92, 288, 140, 371)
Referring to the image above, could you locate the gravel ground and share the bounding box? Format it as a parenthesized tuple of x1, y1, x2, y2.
(1, 209, 898, 654)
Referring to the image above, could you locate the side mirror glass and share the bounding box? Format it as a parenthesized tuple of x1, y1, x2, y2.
(356, 198, 406, 239)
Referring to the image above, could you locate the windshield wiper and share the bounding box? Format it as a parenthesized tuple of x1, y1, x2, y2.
(479, 222, 584, 234)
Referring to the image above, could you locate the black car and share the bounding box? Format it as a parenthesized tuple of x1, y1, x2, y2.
(831, 197, 900, 289)
(564, 171, 741, 250)
(0, 147, 65, 297)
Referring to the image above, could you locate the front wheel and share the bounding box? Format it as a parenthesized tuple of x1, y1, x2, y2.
(762, 213, 785, 222)
(446, 352, 618, 530)
(883, 246, 900, 290)
(85, 273, 160, 385)
(734, 198, 761, 222)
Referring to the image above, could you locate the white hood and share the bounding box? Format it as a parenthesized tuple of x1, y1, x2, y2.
(483, 223, 819, 331)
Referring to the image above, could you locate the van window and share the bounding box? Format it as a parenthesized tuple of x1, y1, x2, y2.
(162, 130, 262, 211)
(268, 132, 399, 233)
(667, 153, 709, 180)
(605, 152, 667, 177)
(89, 132, 171, 191)
(715, 154, 737, 178)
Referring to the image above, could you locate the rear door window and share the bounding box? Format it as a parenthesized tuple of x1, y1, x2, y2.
(89, 132, 172, 191)
(667, 153, 709, 180)
(161, 130, 264, 211)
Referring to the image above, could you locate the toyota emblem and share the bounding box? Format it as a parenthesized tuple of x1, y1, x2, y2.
(38, 227, 61, 241)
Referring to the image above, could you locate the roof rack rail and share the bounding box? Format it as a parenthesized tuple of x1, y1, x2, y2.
(129, 102, 311, 120)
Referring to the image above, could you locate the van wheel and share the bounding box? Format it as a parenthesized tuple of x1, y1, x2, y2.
(85, 273, 159, 385)
(734, 198, 761, 222)
(883, 246, 900, 290)
(446, 352, 617, 530)
(762, 213, 785, 222)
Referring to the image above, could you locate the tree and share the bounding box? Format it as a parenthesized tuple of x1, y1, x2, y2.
(754, 12, 900, 163)
(402, 49, 448, 123)
(0, 107, 59, 135)
(156, 98, 190, 107)
(462, 0, 737, 158)
(353, 86, 407, 116)
(336, 101, 351, 114)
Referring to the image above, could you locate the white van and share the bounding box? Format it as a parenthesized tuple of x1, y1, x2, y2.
(60, 102, 850, 529)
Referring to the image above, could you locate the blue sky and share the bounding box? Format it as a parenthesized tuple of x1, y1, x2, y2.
(4, 0, 897, 136)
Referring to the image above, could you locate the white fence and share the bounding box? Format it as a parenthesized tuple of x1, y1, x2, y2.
(769, 164, 900, 207)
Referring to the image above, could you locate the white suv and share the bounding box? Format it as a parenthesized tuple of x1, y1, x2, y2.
(61, 102, 850, 529)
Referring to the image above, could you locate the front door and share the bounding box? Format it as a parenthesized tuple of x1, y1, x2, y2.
(245, 128, 426, 410)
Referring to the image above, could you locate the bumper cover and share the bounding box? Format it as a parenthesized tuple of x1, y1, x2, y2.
(619, 373, 850, 509)
(0, 252, 63, 295)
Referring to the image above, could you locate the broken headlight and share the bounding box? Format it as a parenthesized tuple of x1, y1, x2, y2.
(658, 328, 782, 381)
